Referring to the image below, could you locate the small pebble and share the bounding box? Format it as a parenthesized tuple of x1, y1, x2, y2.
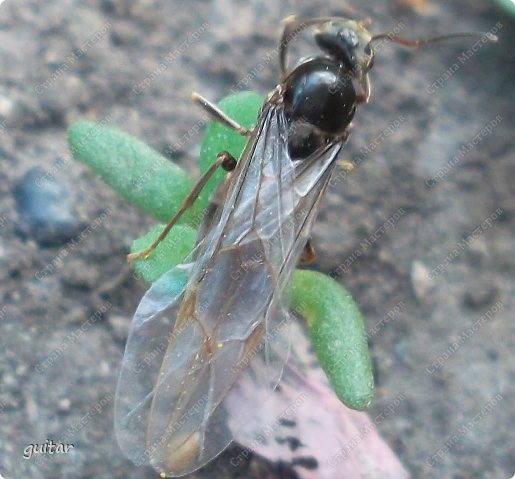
(463, 286, 498, 311)
(13, 166, 85, 247)
(108, 314, 130, 343)
(410, 260, 433, 300)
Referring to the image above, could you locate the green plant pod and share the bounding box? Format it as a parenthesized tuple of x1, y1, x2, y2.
(288, 269, 374, 410)
(68, 120, 201, 226)
(130, 223, 197, 284)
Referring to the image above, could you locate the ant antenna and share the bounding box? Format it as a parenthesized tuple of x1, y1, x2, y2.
(368, 31, 498, 50)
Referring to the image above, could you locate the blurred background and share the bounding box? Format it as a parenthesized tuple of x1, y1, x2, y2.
(0, 0, 513, 477)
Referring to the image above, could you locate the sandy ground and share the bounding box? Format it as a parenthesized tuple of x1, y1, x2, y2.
(0, 0, 513, 478)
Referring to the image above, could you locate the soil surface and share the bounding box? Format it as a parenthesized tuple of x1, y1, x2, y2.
(0, 0, 513, 478)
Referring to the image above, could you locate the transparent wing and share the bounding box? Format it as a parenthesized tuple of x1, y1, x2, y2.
(114, 262, 193, 466)
(116, 101, 344, 477)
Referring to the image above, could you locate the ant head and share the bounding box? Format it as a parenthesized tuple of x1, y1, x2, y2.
(280, 15, 497, 80)
(313, 19, 374, 73)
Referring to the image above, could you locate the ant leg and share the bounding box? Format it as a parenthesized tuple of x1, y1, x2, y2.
(356, 75, 371, 104)
(300, 239, 316, 264)
(191, 92, 251, 136)
(280, 16, 323, 79)
(127, 151, 237, 263)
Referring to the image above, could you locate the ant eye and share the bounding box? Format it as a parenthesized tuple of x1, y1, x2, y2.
(364, 44, 372, 56)
(339, 28, 359, 48)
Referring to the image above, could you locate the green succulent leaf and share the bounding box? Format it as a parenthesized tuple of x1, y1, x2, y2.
(68, 120, 201, 226)
(289, 269, 374, 410)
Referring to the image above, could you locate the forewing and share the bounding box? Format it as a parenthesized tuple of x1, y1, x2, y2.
(114, 262, 192, 465)
(142, 104, 296, 475)
(223, 140, 344, 452)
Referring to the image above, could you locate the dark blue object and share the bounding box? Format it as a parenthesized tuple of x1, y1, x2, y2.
(13, 166, 85, 246)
